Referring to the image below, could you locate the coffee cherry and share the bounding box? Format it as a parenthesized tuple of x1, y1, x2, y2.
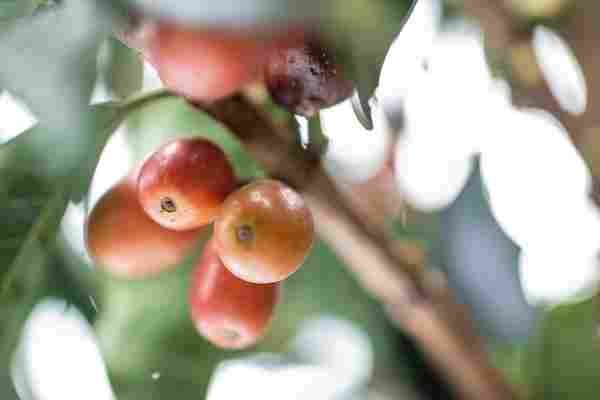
(265, 38, 354, 116)
(189, 239, 280, 349)
(85, 173, 206, 279)
(137, 138, 237, 231)
(214, 179, 314, 284)
(149, 24, 267, 102)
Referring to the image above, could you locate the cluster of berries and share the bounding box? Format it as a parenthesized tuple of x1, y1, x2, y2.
(86, 138, 314, 349)
(119, 17, 354, 116)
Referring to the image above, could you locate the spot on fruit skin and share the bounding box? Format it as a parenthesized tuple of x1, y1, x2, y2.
(160, 197, 177, 213)
(236, 224, 254, 243)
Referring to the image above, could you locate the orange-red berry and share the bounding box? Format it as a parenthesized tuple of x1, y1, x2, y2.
(189, 239, 280, 349)
(214, 179, 314, 284)
(85, 173, 207, 279)
(137, 138, 237, 231)
(149, 25, 266, 102)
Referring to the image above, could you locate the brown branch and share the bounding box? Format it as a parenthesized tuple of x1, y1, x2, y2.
(201, 96, 517, 400)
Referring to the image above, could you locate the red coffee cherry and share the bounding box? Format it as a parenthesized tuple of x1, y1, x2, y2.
(265, 38, 354, 116)
(189, 239, 280, 349)
(214, 179, 314, 284)
(149, 24, 267, 102)
(137, 138, 237, 231)
(85, 173, 207, 279)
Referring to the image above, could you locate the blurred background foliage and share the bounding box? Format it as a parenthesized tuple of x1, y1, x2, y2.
(1, 0, 600, 399)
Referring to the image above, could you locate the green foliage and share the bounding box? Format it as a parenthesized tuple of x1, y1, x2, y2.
(0, 0, 111, 132)
(0, 101, 125, 389)
(323, 0, 414, 106)
(0, 0, 39, 21)
(105, 37, 144, 99)
(525, 299, 600, 400)
(125, 95, 265, 181)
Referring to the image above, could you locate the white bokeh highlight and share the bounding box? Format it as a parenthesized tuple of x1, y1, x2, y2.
(12, 298, 115, 400)
(378, 0, 442, 102)
(533, 26, 587, 116)
(320, 98, 392, 184)
(290, 316, 374, 387)
(395, 134, 473, 212)
(379, 14, 599, 303)
(386, 23, 497, 211)
(207, 316, 373, 400)
(87, 124, 134, 209)
(0, 91, 38, 143)
(520, 249, 600, 306)
(480, 109, 592, 248)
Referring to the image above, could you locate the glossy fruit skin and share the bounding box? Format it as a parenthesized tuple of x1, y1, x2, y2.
(189, 239, 280, 349)
(265, 38, 354, 116)
(214, 179, 314, 284)
(85, 173, 207, 279)
(149, 24, 268, 102)
(137, 138, 237, 231)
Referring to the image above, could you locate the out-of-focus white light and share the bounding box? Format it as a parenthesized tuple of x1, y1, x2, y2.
(427, 23, 492, 90)
(378, 0, 441, 111)
(0, 91, 38, 143)
(532, 26, 587, 116)
(295, 116, 310, 150)
(379, 0, 441, 92)
(320, 98, 391, 184)
(142, 60, 164, 91)
(207, 355, 356, 400)
(88, 124, 133, 209)
(60, 202, 89, 262)
(12, 298, 115, 400)
(90, 81, 112, 105)
(91, 41, 113, 105)
(394, 134, 473, 212)
(290, 316, 373, 386)
(383, 22, 497, 157)
(480, 109, 591, 248)
(519, 248, 600, 306)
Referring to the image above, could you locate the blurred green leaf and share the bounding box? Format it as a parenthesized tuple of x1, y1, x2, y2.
(0, 0, 40, 21)
(525, 299, 600, 400)
(0, 103, 123, 196)
(105, 37, 144, 99)
(0, 102, 123, 299)
(0, 0, 111, 132)
(124, 96, 264, 181)
(324, 0, 415, 102)
(0, 102, 124, 395)
(116, 0, 323, 26)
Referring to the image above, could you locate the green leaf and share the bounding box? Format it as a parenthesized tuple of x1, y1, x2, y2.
(324, 0, 415, 102)
(117, 0, 323, 25)
(105, 37, 144, 99)
(0, 102, 123, 380)
(0, 104, 121, 273)
(0, 0, 112, 133)
(0, 102, 122, 290)
(525, 299, 600, 400)
(124, 96, 264, 181)
(0, 0, 37, 21)
(0, 103, 123, 197)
